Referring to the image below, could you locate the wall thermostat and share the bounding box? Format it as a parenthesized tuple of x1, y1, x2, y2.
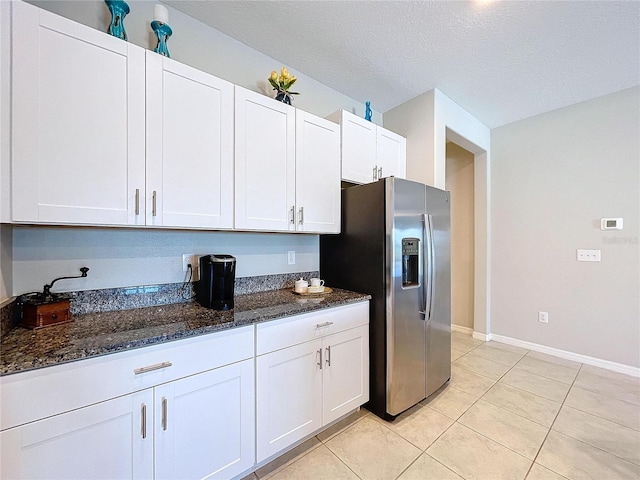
(601, 218, 623, 230)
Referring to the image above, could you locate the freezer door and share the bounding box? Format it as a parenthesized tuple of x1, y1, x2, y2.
(386, 179, 427, 416)
(425, 186, 451, 397)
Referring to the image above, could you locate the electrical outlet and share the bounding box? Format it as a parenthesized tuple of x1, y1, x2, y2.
(287, 251, 296, 265)
(182, 254, 197, 272)
(538, 311, 549, 323)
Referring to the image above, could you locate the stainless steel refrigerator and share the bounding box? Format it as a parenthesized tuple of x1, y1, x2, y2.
(320, 177, 451, 420)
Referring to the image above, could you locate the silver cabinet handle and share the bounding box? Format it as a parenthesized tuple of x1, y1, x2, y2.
(326, 346, 331, 367)
(298, 206, 304, 225)
(378, 167, 383, 179)
(152, 190, 157, 217)
(317, 348, 323, 369)
(162, 397, 168, 431)
(290, 205, 295, 224)
(316, 321, 333, 329)
(141, 403, 147, 439)
(373, 166, 378, 181)
(135, 188, 140, 216)
(133, 361, 172, 375)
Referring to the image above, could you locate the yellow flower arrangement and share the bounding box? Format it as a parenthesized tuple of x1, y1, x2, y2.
(268, 67, 299, 104)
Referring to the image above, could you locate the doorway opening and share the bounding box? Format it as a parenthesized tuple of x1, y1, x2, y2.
(445, 142, 475, 334)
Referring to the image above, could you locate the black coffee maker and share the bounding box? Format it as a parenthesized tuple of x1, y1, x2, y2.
(197, 254, 236, 310)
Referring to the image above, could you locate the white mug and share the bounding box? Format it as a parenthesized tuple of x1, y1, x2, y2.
(310, 278, 325, 287)
(294, 278, 309, 293)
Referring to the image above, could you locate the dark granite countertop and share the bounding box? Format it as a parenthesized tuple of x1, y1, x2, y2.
(0, 288, 370, 376)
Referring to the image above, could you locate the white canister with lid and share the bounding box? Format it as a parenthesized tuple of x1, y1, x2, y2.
(294, 277, 309, 293)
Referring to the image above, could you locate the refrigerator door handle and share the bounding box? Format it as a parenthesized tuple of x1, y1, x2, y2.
(421, 214, 435, 320)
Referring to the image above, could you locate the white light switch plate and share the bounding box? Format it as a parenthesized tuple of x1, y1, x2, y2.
(577, 249, 601, 262)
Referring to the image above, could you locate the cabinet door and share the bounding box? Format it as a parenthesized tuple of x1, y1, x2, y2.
(235, 87, 295, 231)
(0, 390, 153, 480)
(154, 359, 255, 480)
(295, 111, 340, 233)
(146, 52, 234, 229)
(323, 325, 370, 425)
(256, 339, 323, 462)
(11, 1, 145, 225)
(340, 110, 377, 184)
(376, 127, 407, 180)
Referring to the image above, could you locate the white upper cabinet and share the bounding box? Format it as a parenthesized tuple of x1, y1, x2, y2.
(146, 52, 234, 229)
(376, 127, 407, 180)
(10, 2, 341, 233)
(339, 111, 378, 184)
(11, 1, 146, 226)
(235, 86, 296, 231)
(332, 110, 407, 184)
(235, 87, 340, 233)
(295, 111, 340, 233)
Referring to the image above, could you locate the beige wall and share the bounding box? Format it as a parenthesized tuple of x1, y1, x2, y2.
(491, 86, 640, 368)
(383, 90, 436, 185)
(446, 143, 475, 330)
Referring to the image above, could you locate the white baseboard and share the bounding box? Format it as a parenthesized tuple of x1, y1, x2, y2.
(451, 324, 474, 335)
(452, 324, 490, 341)
(472, 331, 491, 342)
(490, 333, 640, 378)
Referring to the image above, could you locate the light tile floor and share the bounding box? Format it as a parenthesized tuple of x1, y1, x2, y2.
(243, 332, 640, 480)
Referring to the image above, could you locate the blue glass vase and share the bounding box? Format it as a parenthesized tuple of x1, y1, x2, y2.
(365, 101, 372, 121)
(105, 0, 129, 41)
(275, 91, 292, 105)
(151, 20, 172, 58)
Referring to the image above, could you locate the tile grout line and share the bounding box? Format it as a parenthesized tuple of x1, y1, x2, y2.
(463, 350, 575, 427)
(472, 376, 563, 429)
(421, 339, 523, 479)
(537, 364, 640, 467)
(559, 398, 640, 432)
(378, 338, 486, 479)
(322, 442, 364, 480)
(454, 340, 559, 478)
(522, 362, 585, 479)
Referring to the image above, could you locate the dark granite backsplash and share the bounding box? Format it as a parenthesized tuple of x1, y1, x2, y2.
(1, 271, 319, 336)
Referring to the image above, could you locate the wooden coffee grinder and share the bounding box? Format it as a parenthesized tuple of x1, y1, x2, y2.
(19, 267, 89, 329)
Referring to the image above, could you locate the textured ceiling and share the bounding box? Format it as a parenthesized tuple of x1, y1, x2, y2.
(165, 0, 640, 128)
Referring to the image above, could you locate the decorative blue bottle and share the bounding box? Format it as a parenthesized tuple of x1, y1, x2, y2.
(365, 101, 372, 122)
(105, 0, 130, 41)
(151, 20, 172, 58)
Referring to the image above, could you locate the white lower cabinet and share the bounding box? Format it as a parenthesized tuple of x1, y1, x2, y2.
(322, 325, 370, 425)
(0, 304, 370, 479)
(154, 359, 255, 480)
(256, 303, 370, 463)
(1, 390, 153, 480)
(256, 339, 324, 460)
(0, 327, 255, 480)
